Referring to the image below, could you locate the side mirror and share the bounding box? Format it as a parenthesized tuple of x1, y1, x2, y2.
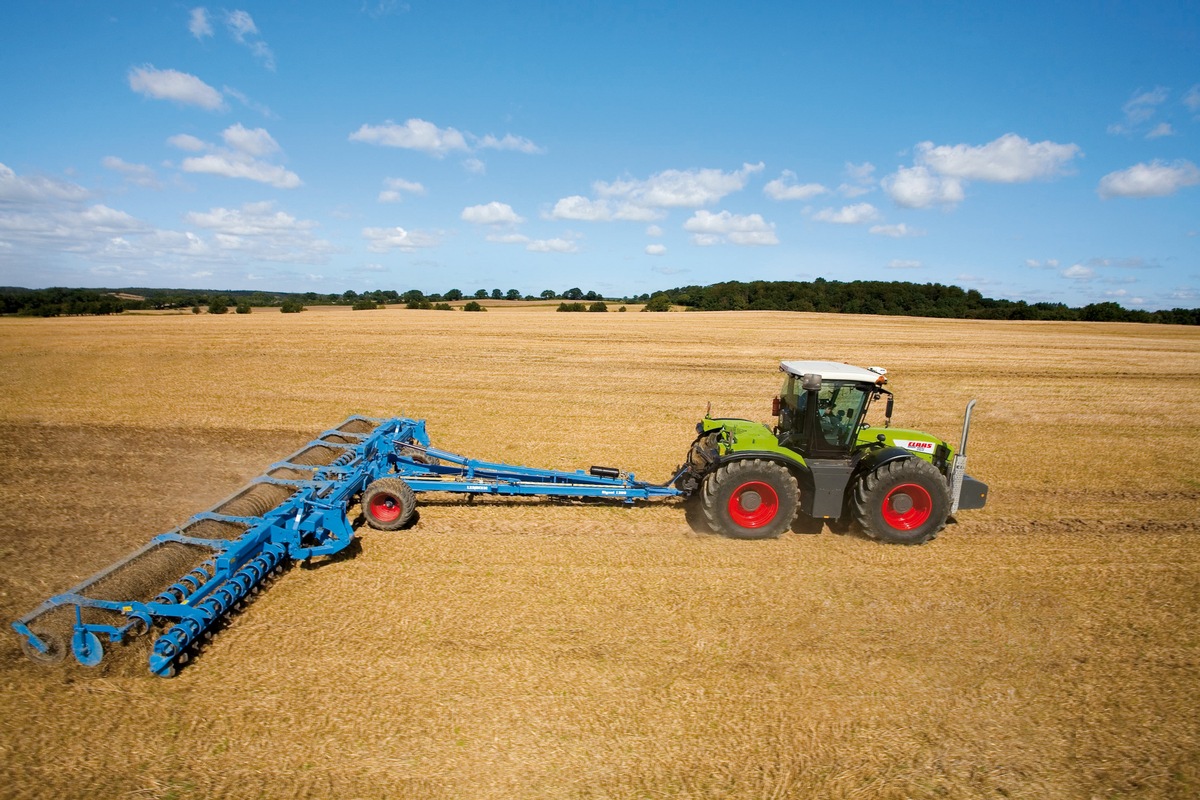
(884, 395, 894, 428)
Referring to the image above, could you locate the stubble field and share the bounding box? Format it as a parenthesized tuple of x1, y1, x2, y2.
(0, 306, 1197, 799)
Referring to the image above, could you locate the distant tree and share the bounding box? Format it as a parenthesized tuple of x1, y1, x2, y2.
(642, 294, 672, 312)
(557, 302, 587, 312)
(406, 299, 433, 310)
(191, 304, 201, 314)
(474, 289, 489, 299)
(563, 287, 584, 300)
(505, 289, 522, 301)
(433, 303, 454, 311)
(585, 290, 599, 301)
(618, 305, 627, 312)
(401, 289, 425, 304)
(280, 299, 306, 313)
(342, 290, 359, 302)
(491, 288, 503, 299)
(540, 289, 557, 299)
(444, 289, 463, 301)
(352, 299, 380, 310)
(235, 302, 251, 314)
(463, 300, 487, 311)
(588, 301, 608, 312)
(207, 297, 229, 314)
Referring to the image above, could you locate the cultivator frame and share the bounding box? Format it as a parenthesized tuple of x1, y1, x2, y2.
(13, 415, 683, 676)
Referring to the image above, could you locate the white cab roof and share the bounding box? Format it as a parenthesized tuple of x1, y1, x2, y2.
(779, 360, 887, 383)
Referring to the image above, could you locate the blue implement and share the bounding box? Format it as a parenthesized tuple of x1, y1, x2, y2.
(13, 415, 683, 676)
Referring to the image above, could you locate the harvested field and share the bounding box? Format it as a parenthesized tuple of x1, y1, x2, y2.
(0, 308, 1198, 799)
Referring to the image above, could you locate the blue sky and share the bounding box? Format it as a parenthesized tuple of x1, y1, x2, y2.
(1, 1, 1197, 309)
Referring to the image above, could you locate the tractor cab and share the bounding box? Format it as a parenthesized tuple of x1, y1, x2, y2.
(774, 361, 890, 458)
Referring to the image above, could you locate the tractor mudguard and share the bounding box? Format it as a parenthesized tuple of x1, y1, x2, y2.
(853, 445, 914, 478)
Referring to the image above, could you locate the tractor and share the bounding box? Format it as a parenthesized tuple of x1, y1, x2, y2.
(676, 360, 987, 544)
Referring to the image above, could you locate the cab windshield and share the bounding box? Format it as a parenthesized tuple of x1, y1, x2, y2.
(779, 376, 872, 452)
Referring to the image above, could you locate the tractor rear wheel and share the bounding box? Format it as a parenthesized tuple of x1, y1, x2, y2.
(851, 458, 949, 545)
(362, 478, 417, 530)
(701, 459, 798, 540)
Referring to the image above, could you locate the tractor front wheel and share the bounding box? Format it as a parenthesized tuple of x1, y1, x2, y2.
(362, 478, 417, 530)
(851, 458, 949, 545)
(701, 460, 798, 540)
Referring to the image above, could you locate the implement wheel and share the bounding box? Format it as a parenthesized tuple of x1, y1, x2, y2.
(701, 459, 798, 540)
(851, 458, 949, 545)
(362, 478, 417, 531)
(19, 628, 67, 664)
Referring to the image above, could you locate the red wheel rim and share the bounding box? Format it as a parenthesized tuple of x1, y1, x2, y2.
(881, 483, 932, 530)
(369, 493, 401, 522)
(727, 481, 779, 528)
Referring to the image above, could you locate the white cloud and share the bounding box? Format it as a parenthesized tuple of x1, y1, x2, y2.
(1062, 264, 1094, 280)
(167, 133, 208, 152)
(349, 119, 470, 156)
(527, 237, 578, 253)
(646, 225, 663, 237)
(461, 201, 524, 225)
(1109, 87, 1169, 135)
(869, 222, 924, 238)
(645, 244, 667, 256)
(839, 162, 877, 197)
(225, 10, 275, 70)
(223, 86, 275, 118)
(181, 153, 301, 188)
(101, 156, 160, 189)
(1025, 259, 1060, 269)
(545, 196, 661, 222)
(1098, 159, 1200, 198)
(183, 202, 334, 262)
(595, 162, 764, 209)
(915, 133, 1080, 183)
(189, 7, 213, 39)
(176, 125, 299, 188)
(362, 225, 440, 253)
(764, 170, 828, 201)
(1185, 85, 1200, 115)
(378, 177, 426, 203)
(887, 259, 923, 269)
(463, 158, 486, 174)
(128, 65, 225, 111)
(221, 123, 280, 157)
(683, 209, 778, 246)
(1146, 122, 1174, 139)
(475, 133, 544, 154)
(883, 166, 964, 209)
(0, 162, 90, 204)
(812, 203, 881, 224)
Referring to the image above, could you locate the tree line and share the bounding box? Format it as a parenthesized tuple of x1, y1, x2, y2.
(640, 279, 1200, 325)
(1, 281, 1196, 325)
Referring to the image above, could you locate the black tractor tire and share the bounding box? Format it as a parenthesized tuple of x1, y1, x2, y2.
(362, 478, 418, 531)
(851, 458, 949, 545)
(701, 459, 798, 540)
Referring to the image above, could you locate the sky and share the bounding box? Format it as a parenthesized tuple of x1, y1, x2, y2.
(1, 1, 1198, 309)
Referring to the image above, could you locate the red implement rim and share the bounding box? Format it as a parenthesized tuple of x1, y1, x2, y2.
(882, 483, 933, 530)
(369, 493, 401, 523)
(727, 481, 779, 528)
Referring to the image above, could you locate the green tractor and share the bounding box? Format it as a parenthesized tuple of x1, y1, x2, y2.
(676, 360, 987, 544)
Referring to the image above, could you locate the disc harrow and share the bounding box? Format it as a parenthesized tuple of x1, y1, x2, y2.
(13, 415, 684, 676)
